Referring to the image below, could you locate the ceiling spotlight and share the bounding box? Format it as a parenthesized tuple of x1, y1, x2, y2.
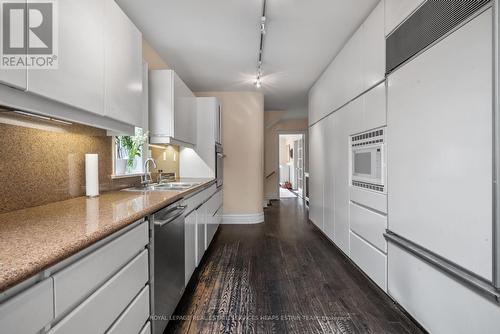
(260, 16, 266, 34)
(254, 77, 262, 88)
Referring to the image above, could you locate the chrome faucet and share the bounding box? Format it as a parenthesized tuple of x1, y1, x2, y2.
(142, 158, 157, 186)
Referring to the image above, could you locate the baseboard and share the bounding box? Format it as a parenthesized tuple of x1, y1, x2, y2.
(222, 212, 265, 224)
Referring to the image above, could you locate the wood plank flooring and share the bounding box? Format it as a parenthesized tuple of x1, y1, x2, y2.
(166, 198, 425, 334)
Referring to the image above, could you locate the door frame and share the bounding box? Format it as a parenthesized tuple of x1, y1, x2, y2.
(276, 130, 307, 199)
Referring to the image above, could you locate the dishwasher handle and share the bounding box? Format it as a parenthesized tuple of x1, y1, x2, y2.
(154, 205, 187, 227)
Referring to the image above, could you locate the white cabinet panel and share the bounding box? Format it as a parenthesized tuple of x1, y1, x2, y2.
(0, 278, 53, 334)
(308, 122, 324, 230)
(173, 73, 196, 145)
(50, 250, 149, 334)
(308, 2, 386, 125)
(350, 232, 387, 291)
(385, 0, 426, 36)
(196, 205, 206, 266)
(107, 286, 149, 334)
(323, 115, 335, 240)
(53, 222, 148, 317)
(104, 0, 143, 127)
(350, 203, 387, 252)
(363, 82, 386, 130)
(388, 244, 500, 334)
(28, 0, 104, 115)
(350, 187, 387, 214)
(0, 69, 26, 90)
(362, 1, 385, 90)
(184, 211, 196, 285)
(149, 70, 196, 146)
(387, 10, 493, 279)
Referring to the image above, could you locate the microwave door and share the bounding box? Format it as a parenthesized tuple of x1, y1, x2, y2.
(353, 150, 373, 179)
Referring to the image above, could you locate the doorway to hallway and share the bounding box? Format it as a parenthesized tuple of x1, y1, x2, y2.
(278, 133, 305, 199)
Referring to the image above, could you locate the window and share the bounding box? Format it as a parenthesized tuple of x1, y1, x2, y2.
(113, 127, 148, 177)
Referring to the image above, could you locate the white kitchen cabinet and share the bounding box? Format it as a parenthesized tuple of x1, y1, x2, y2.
(362, 1, 385, 90)
(308, 122, 324, 230)
(388, 244, 500, 334)
(387, 9, 493, 280)
(350, 232, 387, 291)
(180, 97, 219, 178)
(104, 0, 143, 127)
(0, 68, 26, 90)
(385, 0, 426, 36)
(52, 221, 148, 317)
(323, 115, 335, 240)
(27, 0, 105, 116)
(0, 278, 53, 334)
(196, 204, 206, 266)
(308, 1, 385, 125)
(49, 250, 149, 334)
(107, 285, 150, 334)
(349, 203, 387, 253)
(185, 210, 197, 285)
(150, 70, 197, 147)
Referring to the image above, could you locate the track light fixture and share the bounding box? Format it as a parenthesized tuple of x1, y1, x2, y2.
(254, 0, 267, 88)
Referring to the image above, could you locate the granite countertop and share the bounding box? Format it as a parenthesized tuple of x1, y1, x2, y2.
(0, 178, 215, 293)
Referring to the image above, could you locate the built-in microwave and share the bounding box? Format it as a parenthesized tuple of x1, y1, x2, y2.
(350, 127, 386, 193)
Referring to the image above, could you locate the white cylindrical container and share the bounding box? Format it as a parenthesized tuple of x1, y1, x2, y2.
(85, 154, 99, 197)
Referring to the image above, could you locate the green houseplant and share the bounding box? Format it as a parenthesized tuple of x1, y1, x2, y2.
(116, 129, 149, 174)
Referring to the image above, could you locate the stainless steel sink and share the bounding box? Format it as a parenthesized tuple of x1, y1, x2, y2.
(123, 182, 202, 192)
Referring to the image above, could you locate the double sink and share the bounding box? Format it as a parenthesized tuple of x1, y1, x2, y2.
(123, 182, 202, 192)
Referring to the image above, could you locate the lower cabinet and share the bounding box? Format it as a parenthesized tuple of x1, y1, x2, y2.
(107, 286, 150, 334)
(0, 278, 54, 334)
(185, 187, 222, 285)
(49, 250, 149, 334)
(0, 220, 150, 334)
(185, 211, 197, 286)
(349, 232, 387, 291)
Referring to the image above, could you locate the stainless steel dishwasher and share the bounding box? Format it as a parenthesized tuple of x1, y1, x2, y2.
(150, 200, 186, 334)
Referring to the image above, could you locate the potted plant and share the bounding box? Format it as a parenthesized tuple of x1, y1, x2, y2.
(116, 129, 149, 174)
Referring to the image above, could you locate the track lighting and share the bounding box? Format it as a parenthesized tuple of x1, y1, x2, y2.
(254, 0, 267, 89)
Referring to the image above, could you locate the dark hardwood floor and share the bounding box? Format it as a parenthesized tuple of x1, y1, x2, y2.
(166, 198, 425, 334)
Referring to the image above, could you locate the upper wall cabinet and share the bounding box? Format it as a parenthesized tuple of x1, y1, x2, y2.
(149, 70, 197, 147)
(308, 0, 385, 125)
(385, 0, 426, 36)
(104, 0, 143, 127)
(28, 0, 105, 116)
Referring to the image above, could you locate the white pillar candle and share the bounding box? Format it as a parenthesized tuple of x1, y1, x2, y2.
(85, 154, 99, 197)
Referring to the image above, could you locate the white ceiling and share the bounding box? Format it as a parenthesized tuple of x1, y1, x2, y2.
(117, 0, 378, 119)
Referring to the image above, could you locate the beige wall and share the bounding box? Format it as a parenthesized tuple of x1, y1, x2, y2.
(196, 92, 264, 215)
(150, 145, 180, 178)
(143, 38, 171, 70)
(264, 112, 308, 199)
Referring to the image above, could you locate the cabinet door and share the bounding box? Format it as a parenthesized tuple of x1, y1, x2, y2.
(104, 0, 143, 127)
(308, 122, 324, 230)
(173, 73, 196, 145)
(362, 0, 385, 90)
(323, 115, 335, 240)
(0, 278, 53, 334)
(196, 205, 206, 266)
(387, 9, 493, 279)
(27, 0, 104, 115)
(215, 103, 222, 144)
(184, 211, 196, 285)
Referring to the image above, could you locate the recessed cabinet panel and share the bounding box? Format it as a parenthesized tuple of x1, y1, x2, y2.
(0, 278, 53, 334)
(184, 211, 197, 285)
(104, 0, 143, 127)
(350, 203, 387, 253)
(27, 0, 105, 115)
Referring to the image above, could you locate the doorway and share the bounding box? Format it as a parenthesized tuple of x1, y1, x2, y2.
(278, 133, 305, 199)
